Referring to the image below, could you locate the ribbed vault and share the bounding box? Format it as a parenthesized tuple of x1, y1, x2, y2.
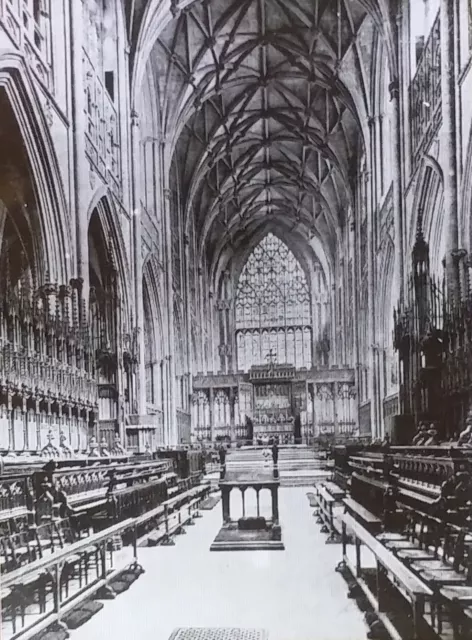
(145, 0, 381, 273)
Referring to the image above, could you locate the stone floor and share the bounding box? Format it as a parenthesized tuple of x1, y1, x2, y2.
(72, 488, 367, 640)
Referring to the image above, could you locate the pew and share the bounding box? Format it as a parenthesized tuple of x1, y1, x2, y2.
(333, 443, 472, 639)
(0, 518, 137, 640)
(312, 482, 345, 543)
(138, 484, 210, 546)
(341, 512, 433, 640)
(343, 497, 382, 535)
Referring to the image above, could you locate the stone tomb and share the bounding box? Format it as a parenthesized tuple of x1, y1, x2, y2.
(210, 467, 284, 551)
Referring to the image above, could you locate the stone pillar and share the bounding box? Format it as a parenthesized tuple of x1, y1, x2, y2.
(221, 486, 231, 523)
(330, 283, 337, 365)
(209, 288, 215, 372)
(440, 0, 460, 301)
(198, 267, 205, 373)
(365, 135, 378, 439)
(164, 356, 172, 445)
(209, 387, 214, 444)
(333, 382, 339, 440)
(131, 111, 146, 416)
(161, 158, 177, 444)
(229, 387, 235, 439)
(219, 299, 226, 373)
(183, 234, 193, 385)
(70, 0, 88, 299)
(389, 79, 405, 305)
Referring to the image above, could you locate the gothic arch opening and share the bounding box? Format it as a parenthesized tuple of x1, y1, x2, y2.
(0, 90, 41, 290)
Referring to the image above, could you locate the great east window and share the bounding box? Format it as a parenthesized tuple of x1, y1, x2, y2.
(235, 234, 312, 371)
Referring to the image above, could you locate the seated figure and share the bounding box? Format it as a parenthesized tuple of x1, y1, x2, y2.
(59, 431, 73, 458)
(412, 421, 428, 445)
(111, 434, 127, 455)
(88, 436, 101, 457)
(100, 437, 110, 457)
(458, 413, 472, 447)
(423, 424, 439, 446)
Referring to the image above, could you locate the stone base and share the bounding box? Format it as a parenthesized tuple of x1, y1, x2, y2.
(210, 522, 284, 551)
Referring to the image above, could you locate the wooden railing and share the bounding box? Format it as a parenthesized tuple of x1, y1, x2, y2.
(0, 483, 210, 640)
(1, 519, 137, 640)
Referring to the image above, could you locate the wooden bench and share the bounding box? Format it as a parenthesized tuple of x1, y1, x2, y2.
(143, 486, 209, 547)
(1, 518, 138, 639)
(340, 512, 433, 640)
(146, 495, 204, 546)
(343, 497, 382, 535)
(306, 492, 317, 508)
(313, 484, 341, 543)
(323, 481, 345, 501)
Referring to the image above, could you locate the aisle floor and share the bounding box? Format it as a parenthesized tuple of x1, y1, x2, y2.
(72, 488, 367, 640)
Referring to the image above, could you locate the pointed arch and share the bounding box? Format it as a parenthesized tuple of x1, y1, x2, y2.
(410, 156, 444, 276)
(0, 53, 70, 284)
(142, 254, 165, 418)
(87, 190, 132, 326)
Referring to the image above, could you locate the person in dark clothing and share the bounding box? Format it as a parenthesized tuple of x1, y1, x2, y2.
(272, 441, 279, 465)
(218, 445, 226, 466)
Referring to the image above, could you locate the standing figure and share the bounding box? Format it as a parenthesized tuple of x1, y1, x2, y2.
(218, 444, 226, 466)
(272, 440, 279, 466)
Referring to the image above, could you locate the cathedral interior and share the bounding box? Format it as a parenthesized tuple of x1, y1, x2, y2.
(1, 1, 472, 639)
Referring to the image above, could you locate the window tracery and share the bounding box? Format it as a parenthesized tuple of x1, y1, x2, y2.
(235, 234, 312, 371)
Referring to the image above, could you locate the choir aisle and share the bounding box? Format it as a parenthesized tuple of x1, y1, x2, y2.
(72, 487, 366, 640)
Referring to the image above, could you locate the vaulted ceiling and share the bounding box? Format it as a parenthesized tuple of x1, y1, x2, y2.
(139, 0, 384, 272)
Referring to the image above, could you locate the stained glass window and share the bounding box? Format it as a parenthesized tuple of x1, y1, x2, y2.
(235, 234, 312, 370)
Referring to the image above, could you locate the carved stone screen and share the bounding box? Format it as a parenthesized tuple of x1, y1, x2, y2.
(235, 234, 312, 371)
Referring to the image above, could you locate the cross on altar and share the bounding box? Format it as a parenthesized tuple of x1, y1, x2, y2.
(265, 349, 277, 365)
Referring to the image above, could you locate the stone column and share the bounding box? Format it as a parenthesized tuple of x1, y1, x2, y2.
(209, 288, 215, 372)
(330, 283, 337, 365)
(440, 0, 460, 301)
(161, 147, 177, 444)
(209, 387, 214, 444)
(333, 382, 339, 440)
(389, 79, 405, 305)
(365, 127, 378, 439)
(183, 234, 193, 385)
(131, 111, 146, 416)
(70, 0, 88, 300)
(198, 267, 205, 373)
